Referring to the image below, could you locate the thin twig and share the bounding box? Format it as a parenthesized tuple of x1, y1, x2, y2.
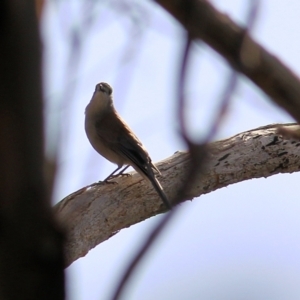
(110, 208, 179, 300)
(109, 35, 194, 300)
(109, 1, 261, 299)
(178, 36, 192, 141)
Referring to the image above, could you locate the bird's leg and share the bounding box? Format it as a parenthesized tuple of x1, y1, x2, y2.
(101, 166, 122, 183)
(115, 165, 130, 177)
(102, 165, 131, 183)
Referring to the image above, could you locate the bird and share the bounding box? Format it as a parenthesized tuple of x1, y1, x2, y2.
(84, 82, 171, 209)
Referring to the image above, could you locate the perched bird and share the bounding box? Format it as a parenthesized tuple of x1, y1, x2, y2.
(85, 82, 171, 209)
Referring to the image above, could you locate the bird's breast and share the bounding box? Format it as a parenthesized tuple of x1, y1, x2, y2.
(84, 117, 125, 167)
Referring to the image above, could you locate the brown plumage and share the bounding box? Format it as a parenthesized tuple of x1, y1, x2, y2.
(85, 82, 171, 209)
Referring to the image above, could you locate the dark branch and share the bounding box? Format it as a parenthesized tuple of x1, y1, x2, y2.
(0, 2, 65, 299)
(155, 0, 300, 123)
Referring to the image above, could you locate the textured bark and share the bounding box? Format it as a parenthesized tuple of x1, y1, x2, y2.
(154, 0, 300, 124)
(55, 123, 300, 266)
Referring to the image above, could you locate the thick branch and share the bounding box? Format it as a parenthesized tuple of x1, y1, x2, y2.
(55, 123, 300, 266)
(0, 2, 64, 298)
(155, 0, 300, 123)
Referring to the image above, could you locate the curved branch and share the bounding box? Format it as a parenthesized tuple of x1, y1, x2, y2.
(55, 123, 300, 266)
(154, 0, 300, 123)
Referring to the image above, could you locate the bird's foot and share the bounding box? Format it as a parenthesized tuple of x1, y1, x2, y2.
(88, 181, 106, 188)
(106, 173, 131, 180)
(104, 179, 118, 185)
(116, 172, 131, 178)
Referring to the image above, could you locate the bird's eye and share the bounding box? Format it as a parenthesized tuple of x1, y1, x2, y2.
(96, 82, 112, 95)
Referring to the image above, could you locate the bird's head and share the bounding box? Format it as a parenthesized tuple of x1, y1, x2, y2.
(95, 82, 113, 96)
(85, 82, 114, 117)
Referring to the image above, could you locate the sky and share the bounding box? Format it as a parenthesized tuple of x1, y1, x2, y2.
(42, 0, 300, 299)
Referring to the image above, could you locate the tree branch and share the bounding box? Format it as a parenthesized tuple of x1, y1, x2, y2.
(154, 0, 300, 123)
(55, 123, 300, 266)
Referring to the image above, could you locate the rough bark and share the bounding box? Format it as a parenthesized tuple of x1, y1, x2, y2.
(55, 123, 300, 266)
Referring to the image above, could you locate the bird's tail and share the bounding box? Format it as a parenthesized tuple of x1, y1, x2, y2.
(148, 175, 171, 209)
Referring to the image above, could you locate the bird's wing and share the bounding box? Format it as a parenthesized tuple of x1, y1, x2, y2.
(95, 110, 160, 176)
(117, 132, 153, 176)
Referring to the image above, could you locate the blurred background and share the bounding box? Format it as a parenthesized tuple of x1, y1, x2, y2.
(41, 0, 300, 299)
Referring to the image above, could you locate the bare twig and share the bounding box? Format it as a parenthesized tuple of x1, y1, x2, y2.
(110, 207, 178, 300)
(178, 36, 193, 141)
(109, 33, 194, 300)
(108, 2, 262, 297)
